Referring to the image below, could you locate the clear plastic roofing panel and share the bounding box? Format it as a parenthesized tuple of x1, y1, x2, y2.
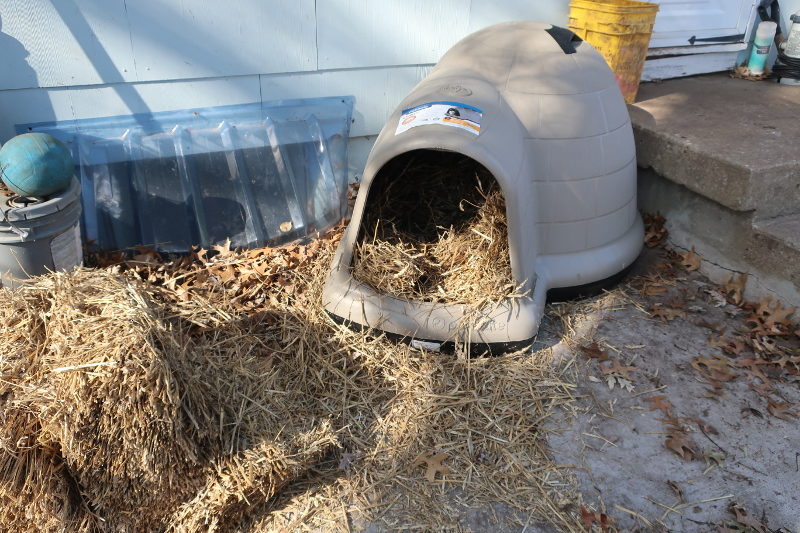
(21, 97, 353, 252)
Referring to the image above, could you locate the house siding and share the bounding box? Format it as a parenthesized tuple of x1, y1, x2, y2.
(0, 0, 568, 178)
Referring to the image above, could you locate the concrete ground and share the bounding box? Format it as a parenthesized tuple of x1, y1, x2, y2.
(545, 244, 800, 533)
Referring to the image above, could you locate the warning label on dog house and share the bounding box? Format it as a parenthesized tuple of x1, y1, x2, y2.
(395, 101, 482, 135)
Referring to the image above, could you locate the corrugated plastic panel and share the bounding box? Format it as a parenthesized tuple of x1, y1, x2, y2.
(21, 97, 353, 252)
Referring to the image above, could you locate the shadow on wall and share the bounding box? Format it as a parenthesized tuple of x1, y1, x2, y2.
(50, 0, 154, 131)
(0, 13, 55, 143)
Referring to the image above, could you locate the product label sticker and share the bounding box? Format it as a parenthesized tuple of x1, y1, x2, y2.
(395, 101, 482, 136)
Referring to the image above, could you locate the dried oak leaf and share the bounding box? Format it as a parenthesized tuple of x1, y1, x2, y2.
(645, 395, 674, 415)
(767, 400, 798, 422)
(691, 355, 737, 383)
(643, 213, 668, 248)
(697, 319, 724, 334)
(649, 305, 686, 322)
(721, 337, 746, 356)
(728, 502, 770, 533)
(746, 296, 797, 335)
(579, 506, 612, 533)
(749, 335, 781, 356)
(722, 272, 748, 306)
(679, 247, 702, 271)
(600, 359, 636, 380)
(665, 431, 696, 460)
(413, 451, 450, 482)
(736, 357, 772, 385)
(210, 264, 237, 283)
(641, 283, 668, 297)
(579, 342, 610, 362)
(774, 355, 800, 370)
(703, 449, 726, 471)
(211, 238, 234, 258)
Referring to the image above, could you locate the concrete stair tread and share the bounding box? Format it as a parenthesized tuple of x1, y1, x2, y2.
(631, 73, 800, 218)
(754, 213, 800, 250)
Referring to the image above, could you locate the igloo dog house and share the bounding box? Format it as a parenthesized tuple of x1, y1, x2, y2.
(323, 21, 642, 352)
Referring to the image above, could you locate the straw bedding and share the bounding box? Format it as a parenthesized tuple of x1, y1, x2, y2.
(352, 151, 522, 307)
(0, 226, 583, 531)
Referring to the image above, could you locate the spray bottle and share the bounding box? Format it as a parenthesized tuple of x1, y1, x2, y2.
(775, 10, 800, 84)
(747, 20, 778, 75)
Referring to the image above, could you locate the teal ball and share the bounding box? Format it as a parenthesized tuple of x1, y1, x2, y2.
(0, 133, 74, 197)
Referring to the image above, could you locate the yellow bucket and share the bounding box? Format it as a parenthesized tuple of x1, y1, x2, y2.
(568, 0, 659, 103)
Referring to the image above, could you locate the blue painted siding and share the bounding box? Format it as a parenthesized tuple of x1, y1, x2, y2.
(0, 0, 569, 175)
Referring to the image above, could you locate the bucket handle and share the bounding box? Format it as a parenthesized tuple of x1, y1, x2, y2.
(1, 209, 30, 241)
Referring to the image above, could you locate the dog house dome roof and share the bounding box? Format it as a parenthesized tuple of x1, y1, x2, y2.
(434, 21, 618, 95)
(323, 21, 642, 353)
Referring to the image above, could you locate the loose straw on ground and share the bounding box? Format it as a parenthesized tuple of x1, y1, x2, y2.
(0, 223, 585, 532)
(352, 151, 524, 310)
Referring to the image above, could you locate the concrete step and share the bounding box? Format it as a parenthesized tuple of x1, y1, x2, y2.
(639, 169, 800, 308)
(630, 73, 800, 219)
(754, 213, 800, 251)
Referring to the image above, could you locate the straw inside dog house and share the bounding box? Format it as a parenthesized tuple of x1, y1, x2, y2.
(324, 21, 643, 353)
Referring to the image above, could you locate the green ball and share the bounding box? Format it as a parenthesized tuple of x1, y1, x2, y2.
(0, 132, 74, 197)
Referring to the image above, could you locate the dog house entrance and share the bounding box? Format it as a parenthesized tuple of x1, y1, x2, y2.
(351, 149, 519, 308)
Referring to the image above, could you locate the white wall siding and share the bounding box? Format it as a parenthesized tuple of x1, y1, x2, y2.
(467, 0, 568, 31)
(316, 0, 471, 69)
(0, 0, 135, 89)
(0, 0, 571, 176)
(124, 0, 317, 82)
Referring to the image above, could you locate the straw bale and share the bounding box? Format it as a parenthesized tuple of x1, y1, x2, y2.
(169, 423, 337, 532)
(0, 224, 587, 531)
(0, 273, 213, 529)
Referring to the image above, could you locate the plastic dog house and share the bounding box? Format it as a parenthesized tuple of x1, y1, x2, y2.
(324, 21, 643, 352)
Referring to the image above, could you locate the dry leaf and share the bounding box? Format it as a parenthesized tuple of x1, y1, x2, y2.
(649, 305, 686, 322)
(728, 502, 770, 533)
(643, 213, 668, 248)
(211, 238, 233, 257)
(767, 400, 798, 421)
(211, 264, 237, 283)
(579, 506, 612, 533)
(722, 272, 748, 306)
(641, 283, 668, 297)
(665, 431, 696, 460)
(600, 359, 636, 380)
(746, 296, 797, 336)
(605, 375, 634, 392)
(736, 358, 771, 385)
(721, 337, 746, 356)
(413, 451, 450, 482)
(679, 248, 702, 271)
(691, 354, 736, 383)
(580, 342, 610, 362)
(279, 221, 293, 232)
(645, 395, 673, 415)
(750, 335, 781, 355)
(703, 449, 726, 471)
